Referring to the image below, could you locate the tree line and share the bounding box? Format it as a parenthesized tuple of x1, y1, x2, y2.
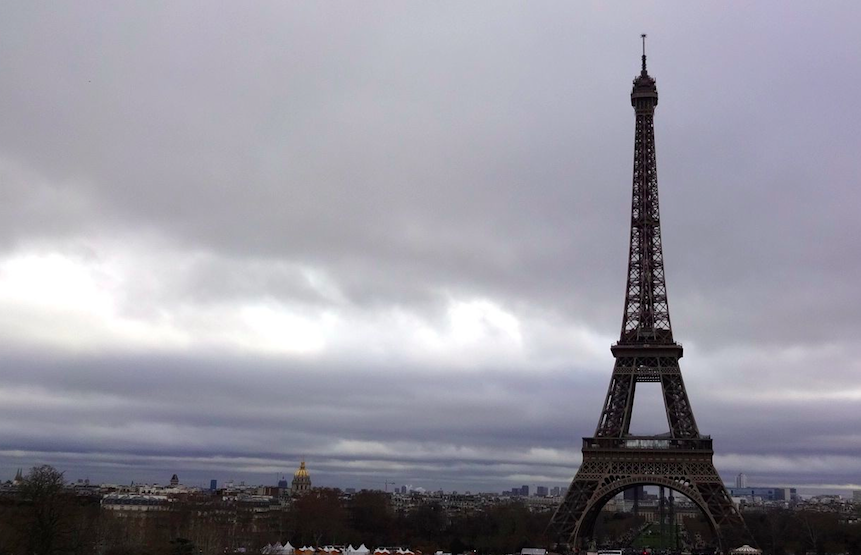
(0, 466, 550, 555)
(4, 466, 861, 555)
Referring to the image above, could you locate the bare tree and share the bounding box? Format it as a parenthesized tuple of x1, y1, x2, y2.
(801, 512, 820, 555)
(20, 464, 72, 555)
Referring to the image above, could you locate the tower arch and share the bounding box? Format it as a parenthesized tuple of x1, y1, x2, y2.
(575, 477, 720, 549)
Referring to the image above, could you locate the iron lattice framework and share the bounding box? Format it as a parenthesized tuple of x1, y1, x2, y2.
(549, 46, 749, 551)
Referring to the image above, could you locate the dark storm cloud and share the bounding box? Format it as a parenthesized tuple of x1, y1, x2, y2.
(0, 2, 859, 491)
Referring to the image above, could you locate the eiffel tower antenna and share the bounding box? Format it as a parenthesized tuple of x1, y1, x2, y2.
(548, 41, 753, 552)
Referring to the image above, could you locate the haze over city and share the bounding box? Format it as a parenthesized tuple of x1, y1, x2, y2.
(1, 2, 859, 497)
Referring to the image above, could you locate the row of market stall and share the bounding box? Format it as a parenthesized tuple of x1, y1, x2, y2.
(262, 544, 421, 555)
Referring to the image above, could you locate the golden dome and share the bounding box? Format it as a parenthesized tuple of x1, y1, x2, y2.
(294, 460, 309, 478)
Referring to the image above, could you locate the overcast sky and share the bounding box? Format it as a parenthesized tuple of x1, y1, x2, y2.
(1, 2, 859, 494)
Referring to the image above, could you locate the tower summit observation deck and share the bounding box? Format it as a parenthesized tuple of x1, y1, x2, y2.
(548, 38, 751, 551)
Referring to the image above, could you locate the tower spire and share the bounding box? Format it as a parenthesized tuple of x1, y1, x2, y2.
(641, 33, 647, 74)
(625, 39, 666, 344)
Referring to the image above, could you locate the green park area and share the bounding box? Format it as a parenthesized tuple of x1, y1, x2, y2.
(632, 522, 681, 550)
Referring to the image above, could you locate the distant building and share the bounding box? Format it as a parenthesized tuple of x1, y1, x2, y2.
(735, 473, 748, 489)
(521, 485, 530, 497)
(210, 479, 217, 491)
(170, 474, 179, 487)
(536, 486, 548, 497)
(551, 486, 562, 497)
(853, 490, 861, 504)
(259, 485, 281, 497)
(624, 485, 646, 500)
(102, 493, 170, 512)
(728, 487, 796, 502)
(291, 461, 311, 495)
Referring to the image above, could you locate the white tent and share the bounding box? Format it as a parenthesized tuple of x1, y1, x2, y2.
(353, 545, 370, 555)
(264, 543, 295, 555)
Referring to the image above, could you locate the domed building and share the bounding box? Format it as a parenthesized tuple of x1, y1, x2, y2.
(291, 460, 311, 495)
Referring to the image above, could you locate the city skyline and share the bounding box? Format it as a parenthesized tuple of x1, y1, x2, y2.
(1, 3, 860, 495)
(0, 464, 805, 504)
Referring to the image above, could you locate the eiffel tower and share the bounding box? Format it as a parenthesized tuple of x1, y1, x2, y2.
(549, 39, 749, 551)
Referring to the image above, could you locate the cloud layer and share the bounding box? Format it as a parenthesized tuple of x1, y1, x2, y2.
(1, 2, 859, 493)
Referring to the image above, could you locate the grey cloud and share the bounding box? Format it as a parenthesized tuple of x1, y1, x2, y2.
(1, 2, 859, 491)
(1, 347, 857, 490)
